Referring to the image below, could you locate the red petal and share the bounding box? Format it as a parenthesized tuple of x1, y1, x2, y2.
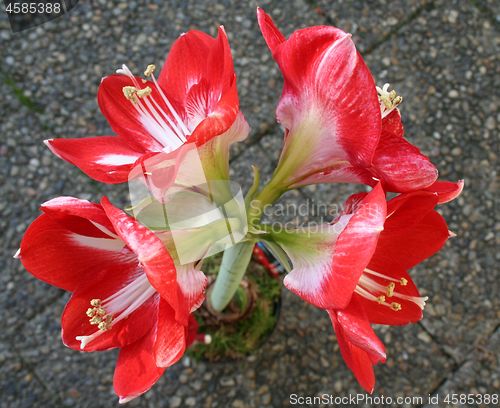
(188, 78, 240, 146)
(257, 8, 286, 53)
(283, 184, 386, 310)
(336, 299, 386, 363)
(328, 305, 385, 394)
(258, 11, 381, 186)
(100, 198, 185, 324)
(40, 196, 115, 233)
(372, 113, 438, 192)
(381, 109, 404, 138)
(45, 137, 143, 184)
(20, 199, 132, 292)
(61, 271, 159, 352)
(273, 21, 380, 165)
(114, 328, 166, 404)
(423, 179, 464, 204)
(372, 193, 450, 272)
(326, 184, 387, 308)
(158, 27, 238, 144)
(154, 300, 187, 367)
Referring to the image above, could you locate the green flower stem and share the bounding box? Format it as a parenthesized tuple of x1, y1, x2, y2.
(209, 240, 255, 312)
(208, 170, 287, 313)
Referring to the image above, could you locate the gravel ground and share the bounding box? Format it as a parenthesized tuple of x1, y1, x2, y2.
(1, 0, 498, 407)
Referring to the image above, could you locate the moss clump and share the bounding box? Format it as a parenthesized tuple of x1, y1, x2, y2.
(189, 254, 281, 361)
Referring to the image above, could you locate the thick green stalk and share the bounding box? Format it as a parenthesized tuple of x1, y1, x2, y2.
(209, 168, 287, 313)
(209, 240, 255, 312)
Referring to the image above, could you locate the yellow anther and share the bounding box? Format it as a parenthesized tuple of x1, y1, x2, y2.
(136, 86, 152, 98)
(391, 302, 402, 311)
(95, 307, 106, 316)
(97, 315, 113, 331)
(400, 278, 408, 286)
(386, 282, 396, 297)
(144, 64, 156, 77)
(122, 86, 138, 103)
(90, 299, 101, 307)
(89, 315, 103, 325)
(376, 295, 386, 304)
(378, 85, 403, 110)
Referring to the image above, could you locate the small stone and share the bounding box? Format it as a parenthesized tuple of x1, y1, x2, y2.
(220, 377, 235, 387)
(185, 397, 196, 406)
(169, 396, 182, 408)
(448, 89, 459, 98)
(261, 394, 272, 405)
(417, 331, 432, 343)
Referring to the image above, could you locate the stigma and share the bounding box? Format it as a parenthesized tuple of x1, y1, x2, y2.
(354, 268, 428, 311)
(76, 274, 156, 350)
(376, 83, 403, 118)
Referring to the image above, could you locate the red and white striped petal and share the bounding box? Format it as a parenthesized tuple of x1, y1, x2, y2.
(177, 263, 207, 313)
(114, 328, 166, 404)
(98, 74, 186, 153)
(100, 198, 185, 324)
(278, 184, 386, 310)
(257, 9, 381, 188)
(45, 136, 143, 184)
(20, 198, 132, 292)
(158, 27, 237, 141)
(154, 299, 187, 368)
(61, 269, 159, 352)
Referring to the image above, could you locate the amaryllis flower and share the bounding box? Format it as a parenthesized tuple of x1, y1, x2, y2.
(267, 187, 452, 392)
(45, 26, 248, 184)
(257, 9, 456, 194)
(18, 197, 207, 402)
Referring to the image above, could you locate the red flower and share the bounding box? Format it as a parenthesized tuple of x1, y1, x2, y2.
(257, 9, 460, 194)
(269, 187, 452, 392)
(45, 27, 248, 184)
(327, 190, 451, 392)
(19, 197, 206, 402)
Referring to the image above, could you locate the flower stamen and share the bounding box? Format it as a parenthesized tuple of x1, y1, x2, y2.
(376, 83, 403, 118)
(355, 269, 428, 311)
(76, 274, 156, 350)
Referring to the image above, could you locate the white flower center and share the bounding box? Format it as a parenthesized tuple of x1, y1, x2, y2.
(117, 64, 190, 151)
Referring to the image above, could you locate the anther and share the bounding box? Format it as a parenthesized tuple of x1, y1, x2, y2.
(386, 282, 395, 297)
(377, 295, 386, 304)
(90, 299, 101, 307)
(144, 64, 156, 77)
(400, 278, 408, 286)
(391, 302, 402, 311)
(122, 86, 138, 103)
(136, 86, 152, 99)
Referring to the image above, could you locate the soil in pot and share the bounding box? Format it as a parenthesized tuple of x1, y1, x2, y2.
(189, 252, 281, 361)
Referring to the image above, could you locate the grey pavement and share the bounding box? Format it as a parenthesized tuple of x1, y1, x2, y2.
(1, 0, 498, 407)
